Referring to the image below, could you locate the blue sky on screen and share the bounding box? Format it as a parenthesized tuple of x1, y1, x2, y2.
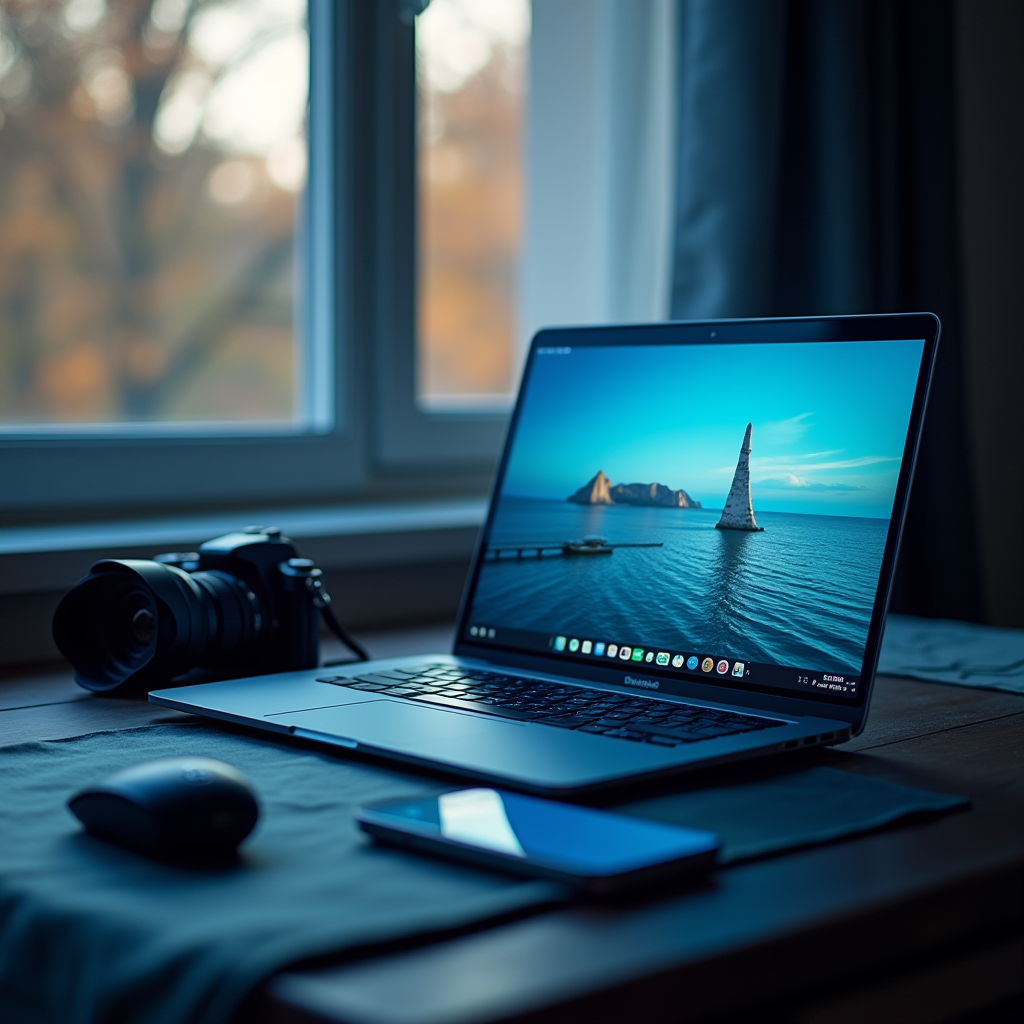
(502, 340, 925, 518)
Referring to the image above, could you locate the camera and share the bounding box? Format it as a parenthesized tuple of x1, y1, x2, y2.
(53, 526, 365, 694)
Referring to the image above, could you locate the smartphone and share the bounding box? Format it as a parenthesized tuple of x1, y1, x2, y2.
(357, 788, 720, 894)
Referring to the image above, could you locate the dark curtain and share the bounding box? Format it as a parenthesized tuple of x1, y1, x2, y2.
(669, 0, 982, 622)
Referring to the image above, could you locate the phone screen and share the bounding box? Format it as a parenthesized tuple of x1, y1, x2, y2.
(359, 788, 720, 880)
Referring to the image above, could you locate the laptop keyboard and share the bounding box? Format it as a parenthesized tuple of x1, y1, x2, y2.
(315, 664, 785, 747)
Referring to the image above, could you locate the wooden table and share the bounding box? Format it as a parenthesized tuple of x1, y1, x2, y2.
(3, 626, 1022, 1024)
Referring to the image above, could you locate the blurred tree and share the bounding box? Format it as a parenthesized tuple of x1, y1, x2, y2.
(416, 0, 528, 403)
(0, 0, 306, 424)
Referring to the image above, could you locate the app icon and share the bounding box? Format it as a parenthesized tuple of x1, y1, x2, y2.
(671, 654, 684, 668)
(657, 652, 670, 666)
(568, 638, 580, 652)
(732, 661, 745, 677)
(716, 659, 730, 674)
(487, 628, 496, 639)
(701, 657, 714, 672)
(645, 650, 655, 663)
(606, 643, 618, 657)
(619, 646, 632, 660)
(554, 636, 566, 652)
(594, 642, 606, 656)
(581, 640, 593, 654)
(631, 648, 644, 661)
(469, 626, 479, 636)
(687, 655, 699, 670)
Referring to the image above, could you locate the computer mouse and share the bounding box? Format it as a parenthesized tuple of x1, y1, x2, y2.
(68, 757, 259, 864)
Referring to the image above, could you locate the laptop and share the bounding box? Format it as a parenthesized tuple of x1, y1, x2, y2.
(151, 314, 939, 794)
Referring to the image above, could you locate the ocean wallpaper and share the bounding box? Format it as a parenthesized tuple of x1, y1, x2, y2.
(468, 340, 925, 675)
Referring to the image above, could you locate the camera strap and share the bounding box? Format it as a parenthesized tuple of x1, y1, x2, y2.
(305, 576, 371, 664)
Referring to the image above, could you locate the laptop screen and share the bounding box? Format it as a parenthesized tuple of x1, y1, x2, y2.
(459, 328, 929, 706)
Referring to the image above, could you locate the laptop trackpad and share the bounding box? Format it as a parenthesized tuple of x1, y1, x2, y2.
(270, 699, 523, 749)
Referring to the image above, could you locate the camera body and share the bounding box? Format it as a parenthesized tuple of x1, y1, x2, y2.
(53, 527, 327, 694)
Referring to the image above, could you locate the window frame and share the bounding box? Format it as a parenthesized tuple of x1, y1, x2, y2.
(0, 0, 507, 523)
(368, 1, 512, 469)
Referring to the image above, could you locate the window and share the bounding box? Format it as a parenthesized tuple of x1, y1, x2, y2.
(415, 0, 529, 410)
(0, 0, 510, 519)
(0, 0, 319, 430)
(369, 0, 514, 467)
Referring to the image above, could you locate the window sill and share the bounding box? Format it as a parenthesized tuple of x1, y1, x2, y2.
(0, 499, 486, 666)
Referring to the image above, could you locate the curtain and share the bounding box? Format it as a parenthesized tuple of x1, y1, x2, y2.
(669, 0, 982, 622)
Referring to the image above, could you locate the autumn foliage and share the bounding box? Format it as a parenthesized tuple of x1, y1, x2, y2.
(0, 0, 303, 424)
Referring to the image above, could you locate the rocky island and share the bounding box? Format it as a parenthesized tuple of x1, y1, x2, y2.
(568, 470, 702, 509)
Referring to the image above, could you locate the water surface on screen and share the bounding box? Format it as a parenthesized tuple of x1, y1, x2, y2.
(466, 340, 924, 682)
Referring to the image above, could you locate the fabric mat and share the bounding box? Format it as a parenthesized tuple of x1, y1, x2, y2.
(615, 765, 967, 863)
(879, 614, 1024, 694)
(0, 724, 558, 1024)
(0, 721, 967, 1024)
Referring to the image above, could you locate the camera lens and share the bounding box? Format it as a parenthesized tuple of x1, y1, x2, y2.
(53, 559, 266, 693)
(132, 609, 156, 643)
(188, 570, 264, 661)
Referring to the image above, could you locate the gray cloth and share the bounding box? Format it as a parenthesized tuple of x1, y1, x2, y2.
(0, 722, 967, 1024)
(0, 724, 558, 1024)
(616, 765, 967, 863)
(879, 614, 1024, 694)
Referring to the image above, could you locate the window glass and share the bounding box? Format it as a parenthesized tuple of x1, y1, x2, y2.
(0, 0, 310, 429)
(415, 0, 529, 410)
